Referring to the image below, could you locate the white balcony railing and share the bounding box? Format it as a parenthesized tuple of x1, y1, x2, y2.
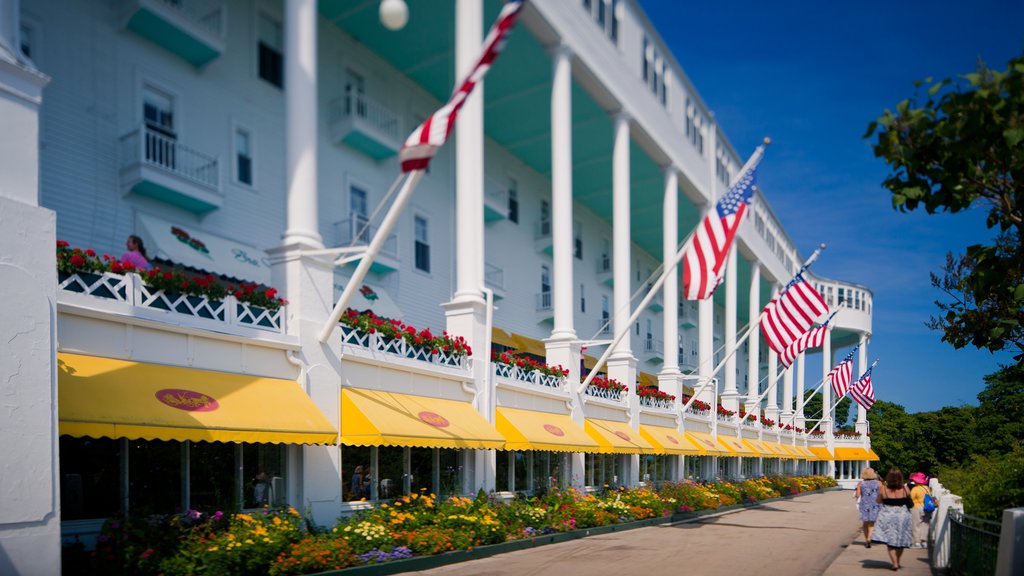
(639, 395, 673, 410)
(688, 407, 711, 418)
(58, 270, 284, 333)
(339, 325, 469, 370)
(119, 125, 220, 191)
(583, 384, 624, 402)
(334, 213, 399, 259)
(534, 219, 552, 240)
(153, 0, 224, 38)
(536, 291, 552, 312)
(329, 93, 401, 142)
(493, 363, 565, 390)
(484, 262, 504, 291)
(643, 338, 663, 355)
(597, 255, 611, 274)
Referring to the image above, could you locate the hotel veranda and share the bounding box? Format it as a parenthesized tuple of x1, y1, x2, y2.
(0, 0, 876, 571)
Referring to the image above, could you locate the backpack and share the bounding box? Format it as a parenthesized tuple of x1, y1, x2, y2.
(923, 493, 937, 513)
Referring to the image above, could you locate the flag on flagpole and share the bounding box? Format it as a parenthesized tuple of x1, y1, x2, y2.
(681, 159, 760, 300)
(760, 275, 828, 354)
(778, 310, 835, 368)
(850, 366, 876, 410)
(828, 347, 857, 399)
(399, 1, 524, 172)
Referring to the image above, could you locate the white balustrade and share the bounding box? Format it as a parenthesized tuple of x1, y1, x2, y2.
(639, 395, 673, 410)
(493, 363, 565, 390)
(340, 325, 469, 370)
(583, 384, 624, 402)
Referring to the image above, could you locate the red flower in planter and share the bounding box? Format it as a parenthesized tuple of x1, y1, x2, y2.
(70, 254, 85, 268)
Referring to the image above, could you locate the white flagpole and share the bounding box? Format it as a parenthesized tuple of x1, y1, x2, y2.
(579, 139, 770, 393)
(804, 359, 878, 436)
(318, 170, 425, 342)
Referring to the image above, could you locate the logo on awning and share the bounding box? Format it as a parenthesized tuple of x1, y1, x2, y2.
(614, 430, 632, 442)
(418, 411, 450, 428)
(666, 435, 680, 444)
(543, 424, 565, 437)
(155, 389, 219, 412)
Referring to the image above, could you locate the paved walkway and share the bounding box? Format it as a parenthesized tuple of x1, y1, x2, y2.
(404, 490, 939, 576)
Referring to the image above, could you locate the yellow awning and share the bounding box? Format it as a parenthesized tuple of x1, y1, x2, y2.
(685, 431, 729, 456)
(794, 445, 817, 459)
(58, 353, 336, 444)
(584, 419, 656, 454)
(761, 442, 794, 458)
(866, 448, 880, 461)
(491, 327, 519, 348)
(638, 372, 658, 388)
(639, 425, 704, 455)
(496, 407, 600, 452)
(341, 388, 505, 449)
(742, 439, 770, 457)
(834, 447, 874, 461)
(809, 446, 834, 461)
(510, 333, 547, 357)
(717, 435, 758, 457)
(778, 443, 804, 458)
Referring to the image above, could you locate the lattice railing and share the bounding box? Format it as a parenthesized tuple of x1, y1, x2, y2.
(688, 407, 711, 418)
(639, 395, 673, 410)
(340, 325, 469, 370)
(58, 271, 284, 333)
(493, 363, 565, 390)
(583, 384, 623, 402)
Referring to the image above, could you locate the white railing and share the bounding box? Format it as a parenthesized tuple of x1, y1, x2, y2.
(583, 384, 624, 402)
(598, 320, 611, 335)
(329, 93, 401, 141)
(717, 412, 736, 423)
(120, 125, 220, 191)
(485, 187, 507, 210)
(643, 338, 663, 355)
(688, 407, 710, 418)
(536, 291, 552, 311)
(493, 363, 565, 390)
(339, 325, 469, 370)
(534, 219, 552, 240)
(58, 270, 284, 332)
(334, 213, 399, 259)
(639, 395, 673, 410)
(152, 0, 225, 39)
(485, 263, 504, 291)
(741, 418, 758, 429)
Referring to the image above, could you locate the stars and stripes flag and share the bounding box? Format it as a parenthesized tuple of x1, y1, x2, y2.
(399, 0, 524, 172)
(850, 366, 876, 410)
(778, 310, 837, 368)
(682, 159, 760, 300)
(828, 347, 857, 399)
(760, 274, 828, 354)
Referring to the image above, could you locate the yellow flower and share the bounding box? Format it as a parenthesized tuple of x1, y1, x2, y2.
(208, 546, 219, 552)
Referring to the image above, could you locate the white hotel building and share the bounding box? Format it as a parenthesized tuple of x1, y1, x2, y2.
(0, 0, 875, 571)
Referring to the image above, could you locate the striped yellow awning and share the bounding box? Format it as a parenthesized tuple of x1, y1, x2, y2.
(341, 388, 505, 449)
(496, 407, 600, 452)
(510, 333, 547, 357)
(778, 443, 804, 458)
(866, 448, 880, 461)
(685, 431, 730, 456)
(761, 441, 794, 459)
(718, 435, 758, 457)
(491, 327, 519, 348)
(742, 439, 770, 457)
(639, 425, 704, 455)
(809, 446, 834, 461)
(58, 353, 336, 444)
(834, 447, 874, 461)
(584, 419, 656, 454)
(794, 445, 817, 459)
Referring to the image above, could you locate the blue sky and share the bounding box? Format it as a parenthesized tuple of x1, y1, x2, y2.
(638, 0, 1024, 413)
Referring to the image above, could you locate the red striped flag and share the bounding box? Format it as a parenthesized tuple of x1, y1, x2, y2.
(779, 324, 828, 368)
(829, 349, 856, 399)
(760, 275, 828, 354)
(399, 0, 524, 172)
(682, 161, 760, 300)
(850, 368, 875, 410)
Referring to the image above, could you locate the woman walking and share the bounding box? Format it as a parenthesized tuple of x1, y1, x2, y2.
(873, 468, 914, 570)
(855, 467, 882, 546)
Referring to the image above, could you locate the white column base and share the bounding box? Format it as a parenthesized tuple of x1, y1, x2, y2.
(720, 390, 741, 412)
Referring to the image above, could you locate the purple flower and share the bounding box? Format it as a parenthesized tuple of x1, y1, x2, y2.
(212, 511, 224, 521)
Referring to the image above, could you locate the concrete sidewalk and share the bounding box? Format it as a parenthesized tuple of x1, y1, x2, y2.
(408, 489, 936, 576)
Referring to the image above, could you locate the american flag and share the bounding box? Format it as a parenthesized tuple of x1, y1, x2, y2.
(399, 1, 524, 172)
(829, 347, 857, 399)
(682, 162, 760, 300)
(850, 366, 876, 410)
(778, 311, 835, 368)
(760, 275, 828, 354)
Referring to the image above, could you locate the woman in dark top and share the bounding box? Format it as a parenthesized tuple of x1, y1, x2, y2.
(873, 468, 914, 570)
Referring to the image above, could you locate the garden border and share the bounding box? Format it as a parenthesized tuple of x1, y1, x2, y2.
(311, 487, 837, 575)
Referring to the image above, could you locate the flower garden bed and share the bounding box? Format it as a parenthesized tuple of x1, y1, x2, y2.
(63, 476, 836, 576)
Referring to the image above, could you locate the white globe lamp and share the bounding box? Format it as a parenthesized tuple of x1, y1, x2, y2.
(379, 0, 409, 31)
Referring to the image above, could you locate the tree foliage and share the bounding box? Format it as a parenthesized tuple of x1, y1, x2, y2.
(866, 54, 1024, 360)
(801, 391, 852, 429)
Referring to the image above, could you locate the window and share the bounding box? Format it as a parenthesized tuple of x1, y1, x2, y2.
(541, 265, 551, 294)
(601, 295, 610, 324)
(540, 200, 551, 236)
(508, 178, 519, 223)
(583, 0, 619, 44)
(580, 283, 586, 313)
(235, 128, 253, 186)
(258, 14, 284, 88)
(143, 86, 175, 136)
(573, 220, 583, 260)
(642, 35, 666, 106)
(600, 238, 610, 272)
(19, 22, 33, 59)
(414, 215, 430, 272)
(345, 69, 366, 118)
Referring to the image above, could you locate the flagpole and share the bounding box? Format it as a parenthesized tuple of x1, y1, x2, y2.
(318, 170, 424, 342)
(578, 139, 769, 393)
(804, 359, 878, 436)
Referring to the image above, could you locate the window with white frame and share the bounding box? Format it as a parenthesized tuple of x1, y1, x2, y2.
(582, 0, 620, 45)
(19, 22, 33, 59)
(234, 128, 253, 186)
(642, 35, 667, 106)
(573, 220, 583, 260)
(508, 178, 519, 223)
(580, 283, 586, 313)
(350, 185, 369, 242)
(685, 99, 705, 155)
(258, 13, 284, 89)
(414, 215, 430, 272)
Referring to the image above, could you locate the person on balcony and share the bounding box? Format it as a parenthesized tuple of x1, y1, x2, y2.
(121, 235, 150, 270)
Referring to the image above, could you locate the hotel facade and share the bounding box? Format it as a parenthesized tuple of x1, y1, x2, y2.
(0, 0, 875, 572)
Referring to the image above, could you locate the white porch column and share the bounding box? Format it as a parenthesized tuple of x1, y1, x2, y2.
(549, 44, 575, 342)
(545, 43, 584, 486)
(745, 262, 761, 416)
(795, 351, 807, 429)
(822, 328, 833, 433)
(659, 167, 682, 399)
(781, 364, 794, 421)
(0, 5, 59, 571)
(282, 0, 322, 249)
(856, 334, 869, 434)
(697, 120, 717, 406)
(720, 246, 739, 411)
(764, 286, 780, 424)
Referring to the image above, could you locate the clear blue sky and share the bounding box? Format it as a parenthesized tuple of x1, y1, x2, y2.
(638, 0, 1024, 414)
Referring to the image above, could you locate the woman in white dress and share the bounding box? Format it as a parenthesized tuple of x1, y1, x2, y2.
(873, 468, 914, 571)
